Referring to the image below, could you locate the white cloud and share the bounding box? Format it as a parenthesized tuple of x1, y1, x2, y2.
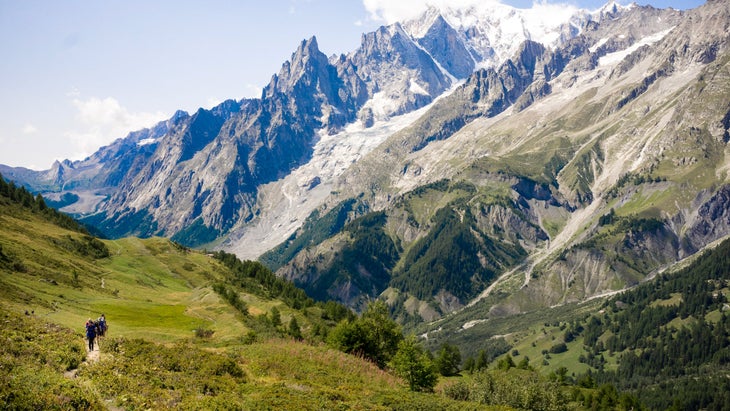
(64, 96, 167, 160)
(22, 123, 38, 134)
(206, 97, 223, 109)
(361, 0, 495, 23)
(361, 0, 579, 24)
(243, 83, 262, 99)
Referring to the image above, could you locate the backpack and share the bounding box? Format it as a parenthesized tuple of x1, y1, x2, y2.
(86, 321, 96, 337)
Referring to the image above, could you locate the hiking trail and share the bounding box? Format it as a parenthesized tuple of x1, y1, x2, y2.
(63, 339, 101, 379)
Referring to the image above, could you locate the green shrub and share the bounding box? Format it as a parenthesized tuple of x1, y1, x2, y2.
(81, 338, 247, 409)
(0, 307, 101, 409)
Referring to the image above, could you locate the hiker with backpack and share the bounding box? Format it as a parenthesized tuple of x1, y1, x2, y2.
(85, 318, 97, 351)
(97, 314, 107, 338)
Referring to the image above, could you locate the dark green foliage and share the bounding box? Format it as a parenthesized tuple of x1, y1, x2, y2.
(563, 320, 583, 342)
(573, 383, 643, 411)
(564, 237, 730, 409)
(606, 171, 666, 199)
(636, 374, 730, 411)
(212, 283, 249, 316)
(288, 317, 302, 340)
(213, 251, 314, 310)
(392, 205, 525, 302)
(81, 208, 159, 239)
(435, 343, 462, 376)
(170, 217, 220, 248)
(0, 173, 90, 234)
(270, 307, 282, 327)
(343, 211, 400, 270)
(465, 368, 568, 410)
(194, 326, 214, 338)
(548, 342, 568, 354)
(260, 198, 361, 271)
(320, 300, 354, 323)
(598, 208, 616, 226)
(49, 234, 110, 259)
(213, 251, 353, 342)
(306, 211, 400, 302)
(497, 354, 516, 370)
(328, 301, 403, 368)
(462, 338, 512, 374)
(575, 214, 667, 251)
(389, 335, 438, 392)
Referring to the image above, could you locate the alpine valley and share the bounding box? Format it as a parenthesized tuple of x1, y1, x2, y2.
(4, 0, 730, 328)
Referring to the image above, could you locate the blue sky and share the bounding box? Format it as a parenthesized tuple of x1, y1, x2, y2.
(0, 0, 706, 169)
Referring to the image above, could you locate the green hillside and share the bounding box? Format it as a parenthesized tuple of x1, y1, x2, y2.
(1, 175, 509, 410)
(11, 170, 724, 410)
(419, 236, 730, 410)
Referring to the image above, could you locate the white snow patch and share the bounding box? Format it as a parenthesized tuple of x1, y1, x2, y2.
(409, 78, 429, 95)
(227, 99, 442, 260)
(137, 138, 157, 146)
(402, 2, 591, 71)
(589, 37, 609, 53)
(598, 27, 674, 67)
(364, 91, 402, 119)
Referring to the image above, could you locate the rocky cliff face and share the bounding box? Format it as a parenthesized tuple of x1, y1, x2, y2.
(263, 1, 730, 317)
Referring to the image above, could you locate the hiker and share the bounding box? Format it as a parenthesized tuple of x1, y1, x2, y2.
(85, 318, 97, 351)
(97, 314, 107, 338)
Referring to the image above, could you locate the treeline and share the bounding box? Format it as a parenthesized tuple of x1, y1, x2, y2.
(309, 211, 399, 301)
(391, 204, 524, 302)
(571, 237, 730, 410)
(211, 251, 354, 343)
(210, 253, 444, 392)
(0, 173, 89, 234)
(213, 251, 316, 310)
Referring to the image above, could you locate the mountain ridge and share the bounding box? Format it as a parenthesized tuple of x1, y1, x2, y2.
(4, 1, 729, 320)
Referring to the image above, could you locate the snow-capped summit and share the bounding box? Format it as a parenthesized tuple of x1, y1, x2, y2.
(592, 1, 635, 20)
(402, 1, 594, 70)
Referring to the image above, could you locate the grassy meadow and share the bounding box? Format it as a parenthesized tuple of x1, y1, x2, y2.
(0, 187, 502, 410)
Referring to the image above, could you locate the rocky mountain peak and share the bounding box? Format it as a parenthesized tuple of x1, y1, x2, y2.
(416, 13, 475, 79)
(263, 36, 328, 98)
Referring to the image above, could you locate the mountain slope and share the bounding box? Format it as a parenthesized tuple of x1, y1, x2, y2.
(0, 0, 596, 249)
(261, 1, 730, 317)
(4, 2, 730, 321)
(0, 174, 502, 410)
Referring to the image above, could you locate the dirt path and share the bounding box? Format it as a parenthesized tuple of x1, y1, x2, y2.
(86, 340, 101, 363)
(63, 338, 101, 379)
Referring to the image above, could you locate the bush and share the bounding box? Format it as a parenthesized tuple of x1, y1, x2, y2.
(549, 342, 568, 354)
(470, 369, 567, 410)
(328, 301, 403, 368)
(0, 308, 101, 409)
(80, 338, 248, 409)
(194, 326, 214, 338)
(443, 381, 472, 401)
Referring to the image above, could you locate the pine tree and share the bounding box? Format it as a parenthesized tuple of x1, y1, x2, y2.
(435, 343, 461, 376)
(288, 317, 302, 340)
